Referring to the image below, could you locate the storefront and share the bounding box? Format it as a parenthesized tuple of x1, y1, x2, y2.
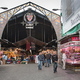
(60, 35, 80, 71)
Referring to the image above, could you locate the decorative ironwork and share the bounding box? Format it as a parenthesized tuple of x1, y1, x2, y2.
(0, 1, 61, 40)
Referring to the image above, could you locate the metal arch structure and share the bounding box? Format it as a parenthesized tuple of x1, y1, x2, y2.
(0, 2, 61, 40)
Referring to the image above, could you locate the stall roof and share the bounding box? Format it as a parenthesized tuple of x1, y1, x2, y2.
(14, 36, 46, 47)
(0, 39, 16, 47)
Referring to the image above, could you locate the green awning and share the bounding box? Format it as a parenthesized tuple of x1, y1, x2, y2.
(62, 23, 80, 37)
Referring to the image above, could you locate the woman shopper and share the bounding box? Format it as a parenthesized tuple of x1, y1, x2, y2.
(52, 51, 58, 73)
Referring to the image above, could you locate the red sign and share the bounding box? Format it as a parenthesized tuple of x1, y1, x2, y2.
(72, 37, 79, 41)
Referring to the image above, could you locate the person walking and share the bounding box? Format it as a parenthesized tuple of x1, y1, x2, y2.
(52, 51, 58, 73)
(38, 52, 44, 70)
(45, 51, 51, 67)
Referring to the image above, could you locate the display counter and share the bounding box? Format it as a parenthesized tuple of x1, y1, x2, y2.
(66, 62, 80, 71)
(66, 52, 80, 71)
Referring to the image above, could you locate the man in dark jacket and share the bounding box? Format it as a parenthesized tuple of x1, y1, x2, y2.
(38, 52, 44, 70)
(52, 51, 58, 73)
(45, 51, 51, 67)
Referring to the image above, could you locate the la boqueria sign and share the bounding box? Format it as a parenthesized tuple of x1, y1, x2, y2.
(63, 11, 80, 34)
(71, 14, 80, 26)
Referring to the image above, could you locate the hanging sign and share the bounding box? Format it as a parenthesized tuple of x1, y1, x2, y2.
(24, 12, 36, 29)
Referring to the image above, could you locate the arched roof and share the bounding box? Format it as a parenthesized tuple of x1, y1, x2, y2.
(0, 1, 61, 40)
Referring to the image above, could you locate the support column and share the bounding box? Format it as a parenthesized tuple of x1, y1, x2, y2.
(57, 42, 61, 64)
(0, 42, 1, 51)
(29, 29, 31, 36)
(79, 31, 80, 41)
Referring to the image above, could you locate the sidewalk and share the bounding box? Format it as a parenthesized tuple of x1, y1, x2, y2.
(0, 64, 80, 80)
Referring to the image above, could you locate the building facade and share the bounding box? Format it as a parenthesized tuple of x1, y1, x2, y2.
(61, 0, 80, 36)
(60, 0, 80, 71)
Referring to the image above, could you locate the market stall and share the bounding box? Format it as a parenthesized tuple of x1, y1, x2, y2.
(60, 36, 80, 71)
(0, 48, 27, 64)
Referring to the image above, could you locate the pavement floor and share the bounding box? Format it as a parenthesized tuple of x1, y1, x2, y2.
(0, 63, 80, 80)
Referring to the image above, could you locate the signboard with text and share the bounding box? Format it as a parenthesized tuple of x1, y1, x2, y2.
(63, 11, 80, 34)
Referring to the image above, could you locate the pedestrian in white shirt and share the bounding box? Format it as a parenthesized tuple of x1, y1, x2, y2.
(62, 52, 67, 69)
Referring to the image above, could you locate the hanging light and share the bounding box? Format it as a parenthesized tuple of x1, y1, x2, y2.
(0, 7, 8, 10)
(52, 9, 62, 11)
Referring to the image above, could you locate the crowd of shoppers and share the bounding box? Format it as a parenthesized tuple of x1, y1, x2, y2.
(38, 48, 58, 73)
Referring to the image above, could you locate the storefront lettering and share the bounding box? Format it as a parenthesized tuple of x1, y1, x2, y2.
(71, 14, 80, 26)
(72, 37, 79, 41)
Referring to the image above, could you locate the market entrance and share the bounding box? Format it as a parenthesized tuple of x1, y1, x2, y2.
(0, 1, 61, 54)
(0, 2, 61, 41)
(1, 8, 57, 52)
(0, 2, 61, 64)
